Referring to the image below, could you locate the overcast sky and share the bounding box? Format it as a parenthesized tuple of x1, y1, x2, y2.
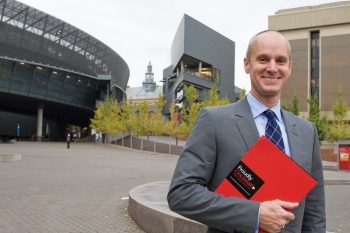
(19, 0, 338, 91)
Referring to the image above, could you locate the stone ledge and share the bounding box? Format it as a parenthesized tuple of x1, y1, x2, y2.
(128, 181, 207, 233)
(0, 153, 22, 162)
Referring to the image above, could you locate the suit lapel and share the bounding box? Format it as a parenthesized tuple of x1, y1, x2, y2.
(235, 97, 260, 150)
(282, 110, 303, 164)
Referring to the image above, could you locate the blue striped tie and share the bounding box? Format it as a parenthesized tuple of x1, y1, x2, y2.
(263, 109, 285, 152)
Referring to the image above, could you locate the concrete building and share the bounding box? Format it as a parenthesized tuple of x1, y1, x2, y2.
(0, 0, 129, 140)
(162, 14, 238, 116)
(269, 1, 350, 119)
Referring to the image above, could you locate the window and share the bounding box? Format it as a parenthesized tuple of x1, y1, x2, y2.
(310, 31, 320, 98)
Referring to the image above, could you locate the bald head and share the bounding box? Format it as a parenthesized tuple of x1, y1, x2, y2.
(245, 30, 292, 62)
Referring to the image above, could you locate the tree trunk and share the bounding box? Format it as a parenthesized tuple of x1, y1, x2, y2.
(130, 131, 133, 149)
(169, 135, 172, 155)
(154, 135, 157, 153)
(141, 137, 144, 151)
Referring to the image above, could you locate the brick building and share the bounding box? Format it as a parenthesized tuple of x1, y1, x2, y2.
(269, 1, 350, 120)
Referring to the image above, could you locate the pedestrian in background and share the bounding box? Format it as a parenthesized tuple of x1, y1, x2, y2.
(16, 124, 20, 141)
(67, 133, 70, 149)
(95, 133, 99, 143)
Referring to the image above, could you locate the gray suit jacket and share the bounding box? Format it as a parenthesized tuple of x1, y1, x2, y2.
(167, 97, 326, 233)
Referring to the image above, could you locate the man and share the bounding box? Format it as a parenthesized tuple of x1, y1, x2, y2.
(67, 133, 70, 149)
(16, 124, 20, 141)
(167, 30, 326, 233)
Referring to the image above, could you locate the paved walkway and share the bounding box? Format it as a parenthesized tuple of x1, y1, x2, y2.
(0, 141, 349, 232)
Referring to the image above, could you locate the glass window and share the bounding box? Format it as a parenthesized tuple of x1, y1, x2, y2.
(77, 76, 88, 87)
(0, 60, 13, 88)
(30, 86, 46, 96)
(0, 60, 13, 78)
(310, 31, 320, 99)
(65, 73, 78, 84)
(88, 78, 97, 89)
(63, 82, 77, 91)
(46, 90, 61, 98)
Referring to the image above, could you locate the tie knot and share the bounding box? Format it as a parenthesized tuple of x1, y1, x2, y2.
(263, 109, 276, 119)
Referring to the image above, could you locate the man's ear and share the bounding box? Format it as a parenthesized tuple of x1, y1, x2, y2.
(288, 60, 292, 76)
(243, 57, 250, 74)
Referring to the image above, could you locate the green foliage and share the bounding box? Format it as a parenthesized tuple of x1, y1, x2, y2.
(165, 102, 181, 154)
(135, 101, 151, 137)
(201, 86, 230, 107)
(178, 85, 201, 138)
(134, 101, 151, 151)
(281, 90, 299, 116)
(105, 99, 121, 135)
(122, 99, 137, 133)
(165, 101, 180, 137)
(332, 88, 349, 123)
(90, 98, 122, 145)
(281, 99, 290, 112)
(239, 88, 246, 101)
(90, 98, 118, 134)
(118, 99, 137, 147)
(307, 94, 329, 141)
(150, 94, 166, 136)
(178, 85, 229, 138)
(150, 94, 166, 152)
(291, 90, 300, 116)
(327, 87, 350, 142)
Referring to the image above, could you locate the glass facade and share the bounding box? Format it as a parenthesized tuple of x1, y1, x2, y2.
(0, 0, 129, 94)
(181, 66, 220, 85)
(0, 59, 101, 109)
(310, 31, 320, 98)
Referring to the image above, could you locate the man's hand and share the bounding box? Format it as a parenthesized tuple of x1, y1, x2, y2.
(259, 200, 299, 233)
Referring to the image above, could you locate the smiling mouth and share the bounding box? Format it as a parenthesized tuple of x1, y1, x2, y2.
(263, 76, 280, 80)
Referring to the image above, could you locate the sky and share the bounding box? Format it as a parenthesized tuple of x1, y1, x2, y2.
(18, 0, 339, 91)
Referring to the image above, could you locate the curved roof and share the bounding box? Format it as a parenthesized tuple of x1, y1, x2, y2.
(0, 0, 129, 89)
(0, 0, 130, 128)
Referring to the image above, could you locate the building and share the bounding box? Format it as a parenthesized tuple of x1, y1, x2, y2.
(162, 14, 237, 116)
(126, 62, 162, 113)
(269, 1, 350, 119)
(0, 0, 129, 140)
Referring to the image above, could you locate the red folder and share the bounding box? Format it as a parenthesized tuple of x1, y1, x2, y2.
(215, 136, 317, 233)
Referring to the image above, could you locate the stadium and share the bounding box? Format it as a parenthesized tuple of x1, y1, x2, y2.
(0, 0, 129, 141)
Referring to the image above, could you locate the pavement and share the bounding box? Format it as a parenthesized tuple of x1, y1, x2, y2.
(0, 139, 349, 233)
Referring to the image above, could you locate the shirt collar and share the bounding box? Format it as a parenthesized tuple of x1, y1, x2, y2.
(246, 92, 283, 122)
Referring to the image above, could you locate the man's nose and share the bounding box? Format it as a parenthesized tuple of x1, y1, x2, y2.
(267, 60, 278, 74)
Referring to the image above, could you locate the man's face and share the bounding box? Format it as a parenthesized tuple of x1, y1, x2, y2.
(244, 31, 292, 104)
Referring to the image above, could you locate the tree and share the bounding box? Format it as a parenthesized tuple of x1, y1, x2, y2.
(121, 99, 137, 149)
(281, 100, 291, 112)
(239, 88, 246, 101)
(118, 100, 134, 147)
(307, 94, 328, 141)
(135, 101, 151, 151)
(90, 98, 120, 144)
(327, 87, 350, 142)
(150, 94, 166, 153)
(201, 85, 230, 107)
(104, 98, 121, 144)
(178, 85, 201, 138)
(290, 90, 300, 116)
(90, 98, 112, 134)
(164, 102, 180, 154)
(179, 85, 230, 138)
(281, 90, 299, 116)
